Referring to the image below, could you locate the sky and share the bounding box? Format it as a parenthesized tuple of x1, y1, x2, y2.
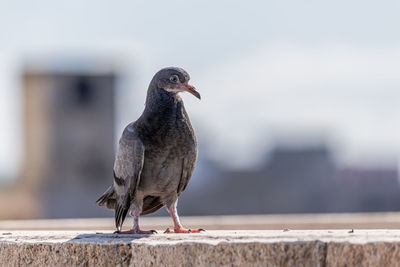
(0, 0, 399, 177)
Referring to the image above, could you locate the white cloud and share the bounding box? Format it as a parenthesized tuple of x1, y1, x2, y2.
(193, 42, 400, 167)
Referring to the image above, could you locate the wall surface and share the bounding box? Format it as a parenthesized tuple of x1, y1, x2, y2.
(1, 230, 400, 266)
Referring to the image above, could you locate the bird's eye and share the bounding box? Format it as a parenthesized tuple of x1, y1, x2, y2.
(169, 75, 179, 83)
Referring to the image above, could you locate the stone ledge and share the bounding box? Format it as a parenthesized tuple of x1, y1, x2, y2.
(3, 212, 400, 231)
(1, 230, 400, 266)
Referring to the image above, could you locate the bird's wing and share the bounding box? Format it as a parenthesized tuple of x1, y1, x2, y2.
(177, 153, 197, 195)
(113, 125, 145, 231)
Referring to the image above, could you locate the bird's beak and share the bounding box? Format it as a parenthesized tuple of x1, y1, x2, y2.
(182, 82, 201, 100)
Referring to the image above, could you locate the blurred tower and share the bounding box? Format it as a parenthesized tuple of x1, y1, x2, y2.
(18, 69, 116, 218)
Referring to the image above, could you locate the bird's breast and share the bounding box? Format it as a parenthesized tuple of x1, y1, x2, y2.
(138, 122, 197, 195)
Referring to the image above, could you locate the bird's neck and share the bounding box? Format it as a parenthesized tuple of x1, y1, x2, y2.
(141, 90, 184, 126)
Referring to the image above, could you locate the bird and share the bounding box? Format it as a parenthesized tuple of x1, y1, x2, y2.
(96, 67, 203, 234)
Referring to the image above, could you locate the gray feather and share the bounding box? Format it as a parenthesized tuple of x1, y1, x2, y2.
(113, 125, 145, 231)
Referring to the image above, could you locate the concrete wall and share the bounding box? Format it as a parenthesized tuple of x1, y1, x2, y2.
(1, 230, 400, 266)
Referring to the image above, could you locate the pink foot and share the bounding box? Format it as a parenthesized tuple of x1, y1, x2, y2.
(164, 227, 205, 233)
(115, 229, 157, 234)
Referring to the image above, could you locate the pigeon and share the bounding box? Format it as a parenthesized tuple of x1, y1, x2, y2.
(97, 67, 203, 234)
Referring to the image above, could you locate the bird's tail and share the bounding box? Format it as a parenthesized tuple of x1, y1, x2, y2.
(115, 195, 130, 232)
(96, 186, 116, 209)
(97, 186, 130, 231)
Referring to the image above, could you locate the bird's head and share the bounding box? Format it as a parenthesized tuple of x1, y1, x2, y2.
(150, 67, 200, 100)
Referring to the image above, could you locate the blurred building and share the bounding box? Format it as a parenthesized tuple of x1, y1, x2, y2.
(179, 144, 400, 216)
(0, 65, 399, 219)
(0, 67, 117, 219)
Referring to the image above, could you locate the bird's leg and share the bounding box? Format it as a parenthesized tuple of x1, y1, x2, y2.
(118, 203, 157, 234)
(164, 200, 205, 233)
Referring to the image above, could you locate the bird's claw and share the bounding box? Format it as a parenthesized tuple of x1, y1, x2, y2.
(113, 230, 121, 234)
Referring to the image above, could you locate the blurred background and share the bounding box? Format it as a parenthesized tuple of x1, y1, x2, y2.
(0, 0, 399, 220)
